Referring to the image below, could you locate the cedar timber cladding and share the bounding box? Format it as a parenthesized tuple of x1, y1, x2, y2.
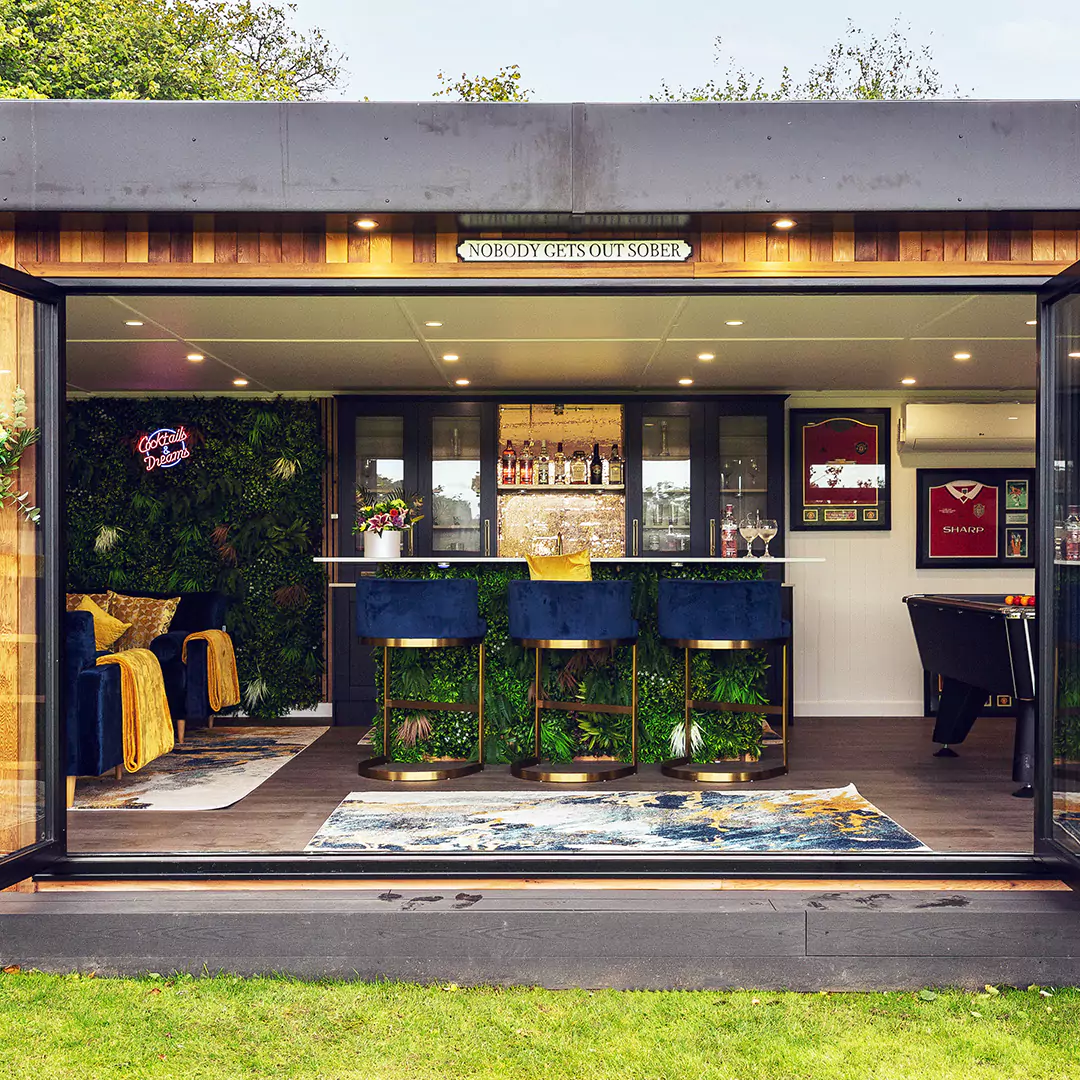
(2, 212, 1076, 278)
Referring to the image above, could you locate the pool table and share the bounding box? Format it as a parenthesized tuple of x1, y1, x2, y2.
(904, 593, 1036, 798)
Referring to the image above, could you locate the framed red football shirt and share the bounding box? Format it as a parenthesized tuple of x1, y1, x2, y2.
(802, 418, 882, 506)
(927, 480, 999, 559)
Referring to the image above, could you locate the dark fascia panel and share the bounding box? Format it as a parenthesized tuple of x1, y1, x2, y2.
(573, 101, 1080, 213)
(0, 100, 575, 213)
(2, 99, 1080, 214)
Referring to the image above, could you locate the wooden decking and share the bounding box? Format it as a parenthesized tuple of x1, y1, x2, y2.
(64, 715, 1034, 854)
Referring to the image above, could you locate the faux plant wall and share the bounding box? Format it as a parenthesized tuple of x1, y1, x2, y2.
(66, 398, 326, 720)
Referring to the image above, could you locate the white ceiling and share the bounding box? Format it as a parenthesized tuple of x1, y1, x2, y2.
(66, 292, 1039, 395)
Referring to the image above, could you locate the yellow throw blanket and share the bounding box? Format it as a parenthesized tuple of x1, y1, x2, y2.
(96, 649, 175, 772)
(183, 630, 241, 712)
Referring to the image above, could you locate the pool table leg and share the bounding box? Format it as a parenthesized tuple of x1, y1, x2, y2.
(1012, 699, 1035, 799)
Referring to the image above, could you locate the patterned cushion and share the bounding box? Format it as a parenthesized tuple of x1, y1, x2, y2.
(66, 592, 109, 613)
(75, 595, 131, 651)
(107, 591, 181, 651)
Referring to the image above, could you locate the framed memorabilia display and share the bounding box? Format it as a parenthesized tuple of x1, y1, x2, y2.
(789, 408, 891, 531)
(915, 468, 1036, 569)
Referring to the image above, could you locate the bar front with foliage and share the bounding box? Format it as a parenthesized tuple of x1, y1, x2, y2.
(367, 561, 769, 765)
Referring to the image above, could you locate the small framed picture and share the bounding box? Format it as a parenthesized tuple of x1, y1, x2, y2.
(802, 509, 819, 523)
(1006, 479, 1029, 511)
(823, 508, 858, 523)
(1005, 527, 1028, 559)
(1006, 512, 1028, 525)
(863, 508, 879, 522)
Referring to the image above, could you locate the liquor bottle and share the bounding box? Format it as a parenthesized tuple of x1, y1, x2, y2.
(589, 443, 603, 485)
(608, 443, 624, 486)
(520, 439, 535, 485)
(536, 439, 550, 485)
(553, 442, 566, 484)
(569, 449, 589, 484)
(501, 440, 516, 485)
(720, 503, 738, 559)
(1067, 505, 1080, 561)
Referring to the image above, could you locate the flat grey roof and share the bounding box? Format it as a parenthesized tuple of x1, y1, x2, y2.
(2, 100, 1079, 215)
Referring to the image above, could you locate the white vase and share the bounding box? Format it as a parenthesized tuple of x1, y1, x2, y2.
(363, 530, 402, 559)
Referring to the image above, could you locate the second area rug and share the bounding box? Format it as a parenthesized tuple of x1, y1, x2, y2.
(305, 784, 928, 853)
(72, 726, 328, 811)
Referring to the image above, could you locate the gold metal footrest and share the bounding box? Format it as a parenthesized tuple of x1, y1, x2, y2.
(510, 756, 636, 783)
(660, 748, 787, 783)
(358, 756, 483, 782)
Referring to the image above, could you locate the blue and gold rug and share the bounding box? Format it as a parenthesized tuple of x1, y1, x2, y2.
(72, 726, 327, 811)
(305, 785, 928, 853)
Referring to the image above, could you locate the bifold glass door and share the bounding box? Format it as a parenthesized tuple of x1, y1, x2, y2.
(0, 266, 62, 888)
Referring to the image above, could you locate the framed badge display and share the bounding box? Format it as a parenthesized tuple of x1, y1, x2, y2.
(915, 468, 1035, 569)
(789, 408, 891, 531)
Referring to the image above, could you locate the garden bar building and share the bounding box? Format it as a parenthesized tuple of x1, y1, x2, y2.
(1, 99, 1080, 988)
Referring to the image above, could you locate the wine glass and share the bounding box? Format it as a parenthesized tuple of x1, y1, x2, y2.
(739, 514, 760, 558)
(759, 519, 778, 558)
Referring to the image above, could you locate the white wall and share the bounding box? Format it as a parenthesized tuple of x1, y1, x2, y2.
(783, 393, 1035, 718)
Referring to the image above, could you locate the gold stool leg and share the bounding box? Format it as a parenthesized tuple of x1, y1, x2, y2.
(684, 645, 692, 759)
(534, 645, 543, 758)
(782, 642, 789, 771)
(383, 644, 390, 757)
(477, 642, 485, 768)
(631, 642, 638, 766)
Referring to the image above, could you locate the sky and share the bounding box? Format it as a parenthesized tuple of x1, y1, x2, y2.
(294, 0, 1080, 101)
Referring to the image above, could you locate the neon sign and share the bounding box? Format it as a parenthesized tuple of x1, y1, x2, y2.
(138, 426, 192, 471)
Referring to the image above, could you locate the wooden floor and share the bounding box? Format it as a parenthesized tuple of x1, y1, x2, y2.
(65, 715, 1034, 854)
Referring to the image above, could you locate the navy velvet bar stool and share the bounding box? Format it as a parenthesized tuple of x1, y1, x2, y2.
(508, 580, 638, 782)
(355, 578, 486, 781)
(658, 578, 791, 782)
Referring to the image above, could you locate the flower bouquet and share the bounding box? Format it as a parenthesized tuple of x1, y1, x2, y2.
(354, 494, 423, 558)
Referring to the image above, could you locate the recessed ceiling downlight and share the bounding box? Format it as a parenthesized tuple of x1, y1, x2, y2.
(953, 352, 972, 361)
(901, 377, 917, 386)
(232, 378, 249, 387)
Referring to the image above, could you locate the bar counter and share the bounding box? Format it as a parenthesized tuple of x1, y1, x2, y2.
(320, 554, 810, 767)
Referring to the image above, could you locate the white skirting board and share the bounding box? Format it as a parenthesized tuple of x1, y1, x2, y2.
(795, 701, 926, 718)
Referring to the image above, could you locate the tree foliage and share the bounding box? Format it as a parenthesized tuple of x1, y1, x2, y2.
(0, 0, 345, 100)
(433, 63, 531, 102)
(655, 19, 953, 102)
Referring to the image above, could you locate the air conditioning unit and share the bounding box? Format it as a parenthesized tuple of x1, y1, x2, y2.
(897, 403, 1035, 454)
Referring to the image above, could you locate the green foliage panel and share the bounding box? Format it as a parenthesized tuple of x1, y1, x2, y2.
(66, 398, 326, 720)
(371, 562, 769, 764)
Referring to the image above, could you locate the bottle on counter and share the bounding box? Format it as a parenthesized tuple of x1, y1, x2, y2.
(1067, 505, 1080, 561)
(569, 449, 589, 484)
(536, 439, 550, 485)
(589, 443, 603, 485)
(553, 442, 566, 484)
(720, 503, 738, 558)
(520, 439, 535, 485)
(500, 440, 517, 485)
(608, 443, 624, 486)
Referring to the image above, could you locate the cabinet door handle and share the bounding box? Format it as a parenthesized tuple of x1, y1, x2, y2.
(483, 519, 491, 556)
(632, 518, 639, 557)
(710, 518, 716, 557)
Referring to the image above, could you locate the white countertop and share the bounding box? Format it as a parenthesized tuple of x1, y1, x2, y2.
(315, 556, 825, 564)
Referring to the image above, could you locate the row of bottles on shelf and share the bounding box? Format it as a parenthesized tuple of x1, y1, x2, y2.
(500, 439, 625, 487)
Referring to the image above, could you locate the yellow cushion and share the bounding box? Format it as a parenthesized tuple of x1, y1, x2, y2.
(107, 592, 181, 651)
(526, 549, 592, 581)
(76, 595, 132, 651)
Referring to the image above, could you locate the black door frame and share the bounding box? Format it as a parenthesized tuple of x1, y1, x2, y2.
(0, 265, 65, 888)
(38, 271, 1063, 882)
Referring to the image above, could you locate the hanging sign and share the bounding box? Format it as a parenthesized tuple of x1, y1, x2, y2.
(456, 239, 692, 262)
(137, 426, 192, 471)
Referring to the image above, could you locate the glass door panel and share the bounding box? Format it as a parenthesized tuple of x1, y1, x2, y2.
(641, 413, 691, 554)
(354, 415, 405, 553)
(0, 267, 59, 886)
(718, 414, 769, 555)
(431, 416, 482, 554)
(1042, 283, 1080, 864)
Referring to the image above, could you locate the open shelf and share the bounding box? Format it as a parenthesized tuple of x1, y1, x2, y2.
(498, 483, 625, 492)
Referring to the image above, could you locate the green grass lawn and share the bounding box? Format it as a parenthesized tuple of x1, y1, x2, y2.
(0, 974, 1078, 1079)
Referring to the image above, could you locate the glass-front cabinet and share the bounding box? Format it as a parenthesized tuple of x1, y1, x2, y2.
(423, 407, 490, 556)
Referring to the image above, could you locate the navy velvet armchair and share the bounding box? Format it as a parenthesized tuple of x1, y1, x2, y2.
(147, 591, 230, 743)
(64, 610, 124, 806)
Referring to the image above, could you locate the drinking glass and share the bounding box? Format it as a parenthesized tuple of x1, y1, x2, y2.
(759, 519, 778, 558)
(739, 515, 759, 558)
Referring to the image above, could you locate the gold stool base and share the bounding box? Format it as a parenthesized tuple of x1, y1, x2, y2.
(511, 757, 636, 783)
(660, 752, 787, 783)
(358, 757, 483, 782)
